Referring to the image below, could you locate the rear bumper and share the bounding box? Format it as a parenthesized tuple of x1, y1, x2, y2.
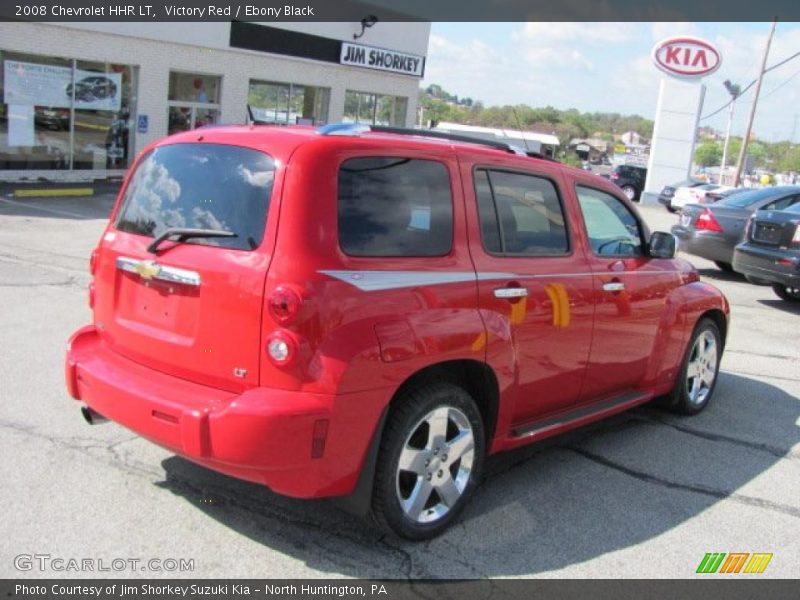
(65, 326, 386, 498)
(733, 245, 800, 287)
(671, 227, 733, 264)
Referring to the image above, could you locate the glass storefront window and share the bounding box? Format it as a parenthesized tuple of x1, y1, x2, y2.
(73, 59, 136, 170)
(344, 91, 408, 127)
(167, 71, 221, 135)
(247, 80, 329, 125)
(169, 72, 220, 104)
(0, 50, 137, 171)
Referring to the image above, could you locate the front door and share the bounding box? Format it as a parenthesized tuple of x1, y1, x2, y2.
(463, 163, 595, 429)
(573, 183, 681, 402)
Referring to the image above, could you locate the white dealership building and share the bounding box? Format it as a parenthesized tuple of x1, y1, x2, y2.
(0, 21, 429, 181)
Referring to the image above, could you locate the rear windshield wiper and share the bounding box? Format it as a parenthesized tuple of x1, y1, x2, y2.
(146, 228, 237, 254)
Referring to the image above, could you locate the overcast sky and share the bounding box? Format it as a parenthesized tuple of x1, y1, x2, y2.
(422, 22, 800, 142)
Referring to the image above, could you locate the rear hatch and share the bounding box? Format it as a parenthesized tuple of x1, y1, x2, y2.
(93, 142, 277, 392)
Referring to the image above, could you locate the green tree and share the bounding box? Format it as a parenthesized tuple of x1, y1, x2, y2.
(694, 141, 722, 167)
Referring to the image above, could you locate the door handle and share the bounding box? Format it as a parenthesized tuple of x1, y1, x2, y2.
(602, 281, 625, 292)
(494, 287, 528, 299)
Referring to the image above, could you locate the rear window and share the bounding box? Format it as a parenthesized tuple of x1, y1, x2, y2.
(717, 187, 788, 208)
(115, 144, 275, 251)
(338, 157, 453, 257)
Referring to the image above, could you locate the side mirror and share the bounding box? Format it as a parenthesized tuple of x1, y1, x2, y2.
(649, 231, 677, 259)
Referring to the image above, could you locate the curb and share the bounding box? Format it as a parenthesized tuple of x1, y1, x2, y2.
(13, 188, 95, 198)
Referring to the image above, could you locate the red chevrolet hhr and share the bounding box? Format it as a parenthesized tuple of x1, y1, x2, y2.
(66, 124, 729, 539)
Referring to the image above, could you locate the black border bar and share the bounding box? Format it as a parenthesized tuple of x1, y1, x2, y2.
(4, 579, 800, 600)
(1, 0, 799, 22)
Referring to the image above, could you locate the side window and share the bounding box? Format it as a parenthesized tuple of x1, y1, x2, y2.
(762, 195, 799, 211)
(474, 169, 569, 256)
(338, 157, 453, 257)
(577, 186, 644, 257)
(474, 169, 502, 253)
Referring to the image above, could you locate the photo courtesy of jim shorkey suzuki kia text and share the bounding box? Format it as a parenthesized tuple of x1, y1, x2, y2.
(15, 584, 388, 597)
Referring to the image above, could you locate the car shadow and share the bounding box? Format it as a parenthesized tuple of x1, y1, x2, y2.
(757, 298, 800, 315)
(696, 267, 745, 283)
(0, 191, 117, 221)
(157, 372, 799, 577)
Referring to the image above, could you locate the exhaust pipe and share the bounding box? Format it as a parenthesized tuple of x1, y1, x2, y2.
(81, 405, 108, 425)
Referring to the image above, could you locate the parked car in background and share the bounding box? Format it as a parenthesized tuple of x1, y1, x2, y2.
(609, 165, 647, 201)
(64, 123, 729, 540)
(671, 184, 735, 212)
(734, 201, 800, 301)
(672, 186, 800, 272)
(658, 178, 703, 212)
(704, 187, 748, 204)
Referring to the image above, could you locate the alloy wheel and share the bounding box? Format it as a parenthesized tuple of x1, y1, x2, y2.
(395, 406, 475, 523)
(686, 330, 718, 406)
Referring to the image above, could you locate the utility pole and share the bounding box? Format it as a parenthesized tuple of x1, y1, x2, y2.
(720, 80, 741, 185)
(734, 19, 777, 186)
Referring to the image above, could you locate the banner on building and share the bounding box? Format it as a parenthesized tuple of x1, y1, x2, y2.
(3, 60, 122, 111)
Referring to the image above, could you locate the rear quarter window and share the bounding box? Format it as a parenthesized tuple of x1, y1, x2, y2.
(115, 143, 275, 251)
(338, 157, 453, 257)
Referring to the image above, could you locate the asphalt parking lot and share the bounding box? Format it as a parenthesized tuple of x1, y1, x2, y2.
(0, 192, 798, 579)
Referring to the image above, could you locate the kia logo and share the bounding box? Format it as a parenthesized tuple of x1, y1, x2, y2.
(652, 37, 721, 78)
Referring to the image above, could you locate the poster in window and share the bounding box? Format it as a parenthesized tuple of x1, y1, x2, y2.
(8, 104, 35, 147)
(3, 60, 122, 111)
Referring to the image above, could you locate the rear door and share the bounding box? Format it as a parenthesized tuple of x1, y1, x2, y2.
(462, 159, 594, 427)
(93, 143, 277, 392)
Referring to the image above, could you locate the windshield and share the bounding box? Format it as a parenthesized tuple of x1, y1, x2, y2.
(115, 144, 275, 251)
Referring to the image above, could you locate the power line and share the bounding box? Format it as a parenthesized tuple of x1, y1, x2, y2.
(700, 49, 800, 121)
(762, 67, 800, 99)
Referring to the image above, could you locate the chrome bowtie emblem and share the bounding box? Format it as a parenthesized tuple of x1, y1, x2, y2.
(134, 260, 162, 281)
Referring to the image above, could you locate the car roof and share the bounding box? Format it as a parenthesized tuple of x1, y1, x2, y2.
(149, 124, 568, 170)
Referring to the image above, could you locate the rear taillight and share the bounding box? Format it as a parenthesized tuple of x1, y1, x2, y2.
(89, 248, 98, 275)
(265, 330, 298, 366)
(745, 216, 754, 238)
(268, 285, 304, 325)
(610, 172, 619, 180)
(695, 209, 723, 233)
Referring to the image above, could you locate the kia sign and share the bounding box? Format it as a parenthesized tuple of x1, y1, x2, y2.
(652, 37, 721, 78)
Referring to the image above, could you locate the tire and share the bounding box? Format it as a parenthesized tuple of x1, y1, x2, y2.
(714, 261, 734, 272)
(772, 283, 800, 302)
(667, 205, 678, 213)
(621, 185, 637, 202)
(666, 318, 722, 415)
(371, 382, 485, 540)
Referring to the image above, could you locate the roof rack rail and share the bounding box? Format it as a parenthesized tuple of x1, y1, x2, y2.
(315, 123, 558, 162)
(316, 123, 371, 136)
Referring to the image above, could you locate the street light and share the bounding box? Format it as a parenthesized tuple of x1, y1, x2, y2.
(720, 79, 741, 185)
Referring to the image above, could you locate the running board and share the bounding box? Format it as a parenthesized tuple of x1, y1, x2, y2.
(510, 391, 648, 440)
